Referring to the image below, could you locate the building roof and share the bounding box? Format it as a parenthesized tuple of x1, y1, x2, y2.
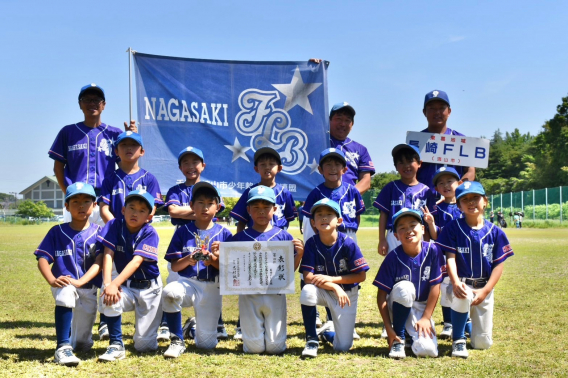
(19, 175, 59, 195)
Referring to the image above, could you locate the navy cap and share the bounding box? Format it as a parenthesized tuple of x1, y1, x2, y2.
(247, 185, 276, 204)
(456, 181, 486, 201)
(319, 148, 346, 165)
(125, 189, 155, 211)
(79, 83, 105, 101)
(391, 143, 421, 159)
(392, 208, 423, 229)
(310, 198, 342, 219)
(116, 131, 143, 148)
(192, 181, 221, 202)
(432, 167, 460, 186)
(424, 90, 450, 107)
(330, 102, 355, 118)
(178, 146, 204, 165)
(65, 182, 96, 201)
(254, 147, 281, 165)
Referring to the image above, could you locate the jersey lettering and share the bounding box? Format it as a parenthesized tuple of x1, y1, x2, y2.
(55, 249, 73, 257)
(68, 143, 88, 152)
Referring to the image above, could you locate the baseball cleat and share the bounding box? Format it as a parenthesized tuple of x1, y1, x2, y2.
(452, 339, 469, 359)
(353, 328, 361, 340)
(98, 323, 109, 341)
(217, 324, 228, 340)
(316, 320, 334, 336)
(315, 314, 323, 328)
(381, 326, 388, 339)
(98, 343, 126, 362)
(54, 345, 80, 366)
(233, 327, 243, 340)
(157, 326, 171, 342)
(182, 317, 196, 340)
(389, 341, 406, 359)
(301, 340, 319, 358)
(439, 323, 452, 339)
(164, 338, 186, 359)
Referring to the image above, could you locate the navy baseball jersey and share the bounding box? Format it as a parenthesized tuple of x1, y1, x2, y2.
(164, 183, 225, 227)
(436, 219, 514, 279)
(230, 183, 297, 229)
(165, 223, 232, 281)
(49, 122, 123, 189)
(301, 232, 369, 291)
(230, 227, 294, 244)
(430, 202, 462, 237)
(34, 223, 102, 287)
(373, 241, 445, 302)
(373, 180, 433, 231)
(99, 168, 163, 219)
(417, 127, 466, 197)
(330, 136, 375, 186)
(96, 218, 160, 280)
(302, 182, 365, 232)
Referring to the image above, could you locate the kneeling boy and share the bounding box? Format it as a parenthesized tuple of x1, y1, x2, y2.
(374, 208, 444, 359)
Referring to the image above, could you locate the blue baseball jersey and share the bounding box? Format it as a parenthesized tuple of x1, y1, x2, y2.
(230, 227, 294, 244)
(230, 183, 297, 229)
(436, 219, 514, 279)
(330, 136, 375, 186)
(49, 122, 123, 189)
(430, 202, 462, 238)
(165, 223, 232, 281)
(99, 168, 163, 219)
(373, 241, 445, 302)
(373, 180, 433, 231)
(301, 232, 369, 291)
(34, 223, 102, 287)
(302, 182, 365, 232)
(96, 218, 160, 280)
(417, 127, 466, 198)
(164, 183, 225, 227)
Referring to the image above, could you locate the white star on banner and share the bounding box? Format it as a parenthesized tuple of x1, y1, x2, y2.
(272, 66, 322, 114)
(307, 158, 320, 174)
(225, 137, 251, 163)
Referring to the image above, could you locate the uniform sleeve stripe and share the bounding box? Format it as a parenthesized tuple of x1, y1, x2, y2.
(350, 264, 369, 272)
(373, 280, 391, 291)
(429, 273, 444, 283)
(302, 209, 311, 217)
(494, 250, 514, 263)
(230, 211, 248, 222)
(166, 200, 181, 206)
(97, 237, 116, 250)
(134, 250, 158, 260)
(48, 150, 66, 160)
(356, 207, 365, 214)
(165, 251, 183, 258)
(373, 202, 388, 211)
(435, 241, 456, 251)
(285, 215, 296, 221)
(358, 165, 374, 170)
(300, 264, 314, 271)
(99, 196, 111, 204)
(35, 249, 54, 260)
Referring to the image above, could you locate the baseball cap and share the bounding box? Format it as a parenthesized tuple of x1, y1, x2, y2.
(455, 181, 486, 201)
(65, 182, 96, 201)
(254, 147, 282, 165)
(424, 90, 450, 107)
(310, 198, 342, 219)
(391, 143, 421, 159)
(79, 83, 105, 101)
(330, 102, 356, 118)
(125, 189, 155, 211)
(247, 185, 276, 204)
(392, 208, 423, 229)
(192, 181, 221, 202)
(178, 146, 204, 165)
(116, 131, 143, 148)
(319, 148, 346, 165)
(432, 167, 460, 186)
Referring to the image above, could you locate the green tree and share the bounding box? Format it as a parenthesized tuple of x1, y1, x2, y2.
(218, 197, 239, 219)
(16, 200, 54, 218)
(370, 171, 399, 191)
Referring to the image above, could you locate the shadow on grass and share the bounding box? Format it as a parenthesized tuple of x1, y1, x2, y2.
(0, 321, 54, 329)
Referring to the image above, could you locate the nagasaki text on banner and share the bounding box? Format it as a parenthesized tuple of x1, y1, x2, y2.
(406, 131, 490, 169)
(133, 53, 330, 200)
(219, 241, 295, 295)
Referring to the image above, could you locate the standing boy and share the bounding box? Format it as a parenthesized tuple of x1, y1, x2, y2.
(161, 182, 232, 358)
(374, 208, 444, 359)
(300, 199, 369, 358)
(374, 144, 432, 255)
(97, 190, 163, 361)
(229, 186, 304, 354)
(35, 182, 102, 366)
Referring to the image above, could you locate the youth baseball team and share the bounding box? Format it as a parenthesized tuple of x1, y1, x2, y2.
(35, 83, 513, 366)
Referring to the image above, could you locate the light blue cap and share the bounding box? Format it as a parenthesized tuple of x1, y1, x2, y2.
(247, 185, 276, 204)
(456, 181, 486, 201)
(65, 182, 96, 201)
(178, 146, 204, 164)
(432, 166, 460, 186)
(125, 189, 155, 210)
(310, 198, 342, 219)
(319, 147, 346, 165)
(392, 208, 423, 229)
(116, 131, 143, 148)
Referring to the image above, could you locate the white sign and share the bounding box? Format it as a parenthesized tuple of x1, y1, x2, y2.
(406, 132, 490, 169)
(219, 241, 295, 295)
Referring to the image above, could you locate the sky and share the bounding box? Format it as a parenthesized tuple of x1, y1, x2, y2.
(1, 1, 567, 195)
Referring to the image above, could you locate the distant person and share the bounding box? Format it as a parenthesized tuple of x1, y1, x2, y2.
(417, 90, 476, 198)
(490, 210, 494, 224)
(298, 201, 305, 234)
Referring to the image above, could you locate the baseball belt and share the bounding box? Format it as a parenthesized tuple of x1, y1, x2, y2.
(127, 278, 158, 290)
(461, 277, 488, 289)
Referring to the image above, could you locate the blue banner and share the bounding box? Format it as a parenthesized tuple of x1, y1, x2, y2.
(134, 53, 329, 200)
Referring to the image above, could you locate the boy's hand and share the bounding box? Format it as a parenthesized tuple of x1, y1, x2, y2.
(102, 283, 121, 306)
(452, 281, 469, 299)
(68, 277, 85, 288)
(472, 288, 489, 306)
(422, 206, 435, 227)
(311, 274, 333, 287)
(202, 250, 214, 266)
(333, 286, 350, 308)
(415, 317, 435, 338)
(210, 241, 220, 257)
(386, 327, 403, 348)
(378, 239, 389, 256)
(51, 275, 72, 288)
(292, 239, 304, 255)
(124, 120, 137, 133)
(187, 255, 198, 266)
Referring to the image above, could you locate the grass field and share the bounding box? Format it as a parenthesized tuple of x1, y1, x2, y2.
(0, 223, 566, 377)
